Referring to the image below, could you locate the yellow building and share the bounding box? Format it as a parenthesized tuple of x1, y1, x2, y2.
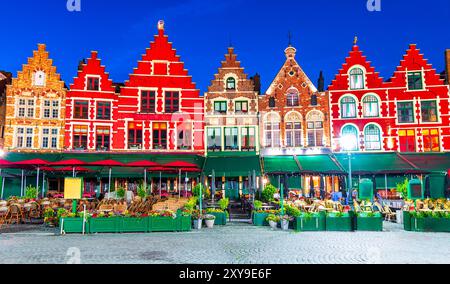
(4, 44, 66, 152)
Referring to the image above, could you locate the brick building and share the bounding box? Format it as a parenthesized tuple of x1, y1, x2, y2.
(0, 71, 12, 149)
(3, 44, 66, 152)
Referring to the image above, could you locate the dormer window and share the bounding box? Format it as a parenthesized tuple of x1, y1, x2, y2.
(349, 68, 365, 90)
(87, 77, 100, 91)
(34, 71, 46, 87)
(407, 71, 423, 90)
(226, 77, 236, 90)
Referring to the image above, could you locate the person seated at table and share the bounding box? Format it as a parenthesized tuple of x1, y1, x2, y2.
(331, 191, 342, 202)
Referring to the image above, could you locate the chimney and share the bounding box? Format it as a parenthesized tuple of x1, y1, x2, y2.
(251, 73, 261, 95)
(446, 49, 450, 85)
(317, 71, 325, 92)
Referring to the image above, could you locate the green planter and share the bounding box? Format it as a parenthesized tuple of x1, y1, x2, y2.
(90, 217, 121, 233)
(209, 212, 227, 225)
(177, 215, 192, 232)
(403, 211, 412, 231)
(60, 218, 89, 234)
(294, 216, 326, 231)
(326, 214, 353, 231)
(150, 217, 177, 232)
(356, 217, 383, 231)
(252, 212, 269, 226)
(121, 217, 149, 233)
(411, 217, 450, 232)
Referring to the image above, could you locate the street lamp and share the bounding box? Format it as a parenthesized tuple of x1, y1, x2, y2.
(341, 135, 357, 205)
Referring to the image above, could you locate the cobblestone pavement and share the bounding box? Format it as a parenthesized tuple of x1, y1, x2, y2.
(0, 222, 448, 264)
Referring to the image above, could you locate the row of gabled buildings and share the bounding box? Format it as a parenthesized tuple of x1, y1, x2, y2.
(1, 21, 449, 199)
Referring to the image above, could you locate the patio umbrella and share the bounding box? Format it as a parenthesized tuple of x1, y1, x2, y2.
(51, 159, 86, 166)
(212, 169, 216, 202)
(88, 160, 125, 195)
(164, 161, 198, 168)
(0, 159, 15, 168)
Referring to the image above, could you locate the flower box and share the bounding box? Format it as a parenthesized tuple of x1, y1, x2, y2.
(60, 218, 89, 234)
(294, 215, 326, 231)
(356, 214, 383, 231)
(89, 217, 121, 233)
(177, 215, 192, 232)
(326, 213, 354, 231)
(411, 217, 450, 232)
(149, 216, 177, 232)
(252, 212, 269, 226)
(210, 212, 227, 226)
(121, 217, 149, 233)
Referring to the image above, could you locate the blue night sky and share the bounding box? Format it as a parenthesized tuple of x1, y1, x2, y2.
(1, 0, 449, 93)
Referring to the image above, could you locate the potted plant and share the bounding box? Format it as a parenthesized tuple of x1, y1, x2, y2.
(192, 210, 203, 230)
(266, 214, 279, 229)
(262, 184, 277, 203)
(280, 215, 292, 231)
(204, 214, 216, 229)
(116, 186, 126, 200)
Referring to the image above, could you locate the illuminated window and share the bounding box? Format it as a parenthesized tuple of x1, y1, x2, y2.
(128, 122, 143, 150)
(398, 130, 416, 152)
(341, 125, 359, 151)
(153, 122, 168, 150)
(349, 68, 364, 90)
(364, 124, 381, 151)
(422, 129, 440, 152)
(96, 127, 110, 151)
(341, 96, 357, 118)
(306, 111, 324, 147)
(421, 101, 438, 123)
(73, 125, 88, 149)
(363, 95, 379, 117)
(286, 89, 299, 107)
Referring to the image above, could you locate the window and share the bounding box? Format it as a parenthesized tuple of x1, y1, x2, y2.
(224, 127, 239, 151)
(214, 101, 227, 113)
(421, 101, 438, 123)
(97, 102, 111, 120)
(363, 95, 379, 117)
(269, 97, 276, 108)
(165, 91, 179, 113)
(42, 128, 58, 149)
(17, 98, 35, 118)
(306, 111, 324, 147)
(16, 128, 33, 148)
(286, 89, 299, 107)
(34, 71, 46, 87)
(207, 128, 222, 151)
(264, 123, 280, 147)
(177, 122, 192, 150)
(241, 127, 256, 151)
(407, 72, 423, 90)
(226, 77, 236, 90)
(422, 129, 440, 152)
(87, 77, 100, 91)
(341, 97, 357, 118)
(398, 130, 416, 152)
(341, 125, 359, 151)
(43, 100, 59, 119)
(141, 91, 156, 113)
(235, 101, 248, 113)
(286, 122, 302, 148)
(74, 100, 89, 119)
(128, 122, 143, 150)
(153, 123, 168, 150)
(96, 126, 110, 151)
(73, 125, 88, 149)
(349, 68, 365, 90)
(397, 102, 414, 123)
(364, 124, 382, 151)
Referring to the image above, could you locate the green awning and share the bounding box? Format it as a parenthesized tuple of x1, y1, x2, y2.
(263, 156, 300, 174)
(296, 155, 344, 174)
(401, 153, 450, 174)
(334, 153, 422, 175)
(203, 155, 261, 177)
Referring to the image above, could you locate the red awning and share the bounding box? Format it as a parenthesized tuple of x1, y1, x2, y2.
(88, 160, 125, 167)
(57, 166, 91, 172)
(147, 167, 175, 172)
(51, 159, 86, 166)
(164, 161, 198, 168)
(14, 159, 49, 166)
(0, 159, 15, 168)
(127, 160, 160, 167)
(179, 168, 201, 173)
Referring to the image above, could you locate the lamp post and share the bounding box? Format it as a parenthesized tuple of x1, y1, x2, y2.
(341, 135, 357, 205)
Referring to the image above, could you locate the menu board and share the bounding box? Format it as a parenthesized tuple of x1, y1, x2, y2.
(64, 178, 83, 200)
(408, 180, 423, 200)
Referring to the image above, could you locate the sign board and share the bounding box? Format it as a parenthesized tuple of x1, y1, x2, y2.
(408, 179, 423, 200)
(359, 179, 374, 200)
(64, 178, 83, 200)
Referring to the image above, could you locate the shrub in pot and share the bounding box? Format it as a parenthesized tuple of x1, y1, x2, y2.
(204, 214, 216, 229)
(280, 215, 292, 231)
(266, 214, 280, 229)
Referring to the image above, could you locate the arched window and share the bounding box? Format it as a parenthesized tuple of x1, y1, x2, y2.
(364, 124, 382, 151)
(264, 113, 281, 148)
(306, 111, 324, 147)
(341, 125, 359, 151)
(286, 89, 299, 107)
(341, 96, 357, 118)
(285, 112, 302, 147)
(226, 77, 236, 90)
(363, 95, 379, 117)
(349, 68, 365, 90)
(34, 71, 46, 87)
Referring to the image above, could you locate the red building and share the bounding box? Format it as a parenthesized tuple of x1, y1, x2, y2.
(65, 51, 119, 151)
(114, 21, 204, 153)
(329, 42, 450, 153)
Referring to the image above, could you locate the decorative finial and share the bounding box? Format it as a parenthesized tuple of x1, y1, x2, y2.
(288, 31, 292, 47)
(353, 36, 358, 45)
(158, 20, 165, 31)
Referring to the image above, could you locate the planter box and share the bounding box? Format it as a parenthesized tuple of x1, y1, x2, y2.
(294, 216, 326, 231)
(252, 212, 269, 226)
(60, 218, 89, 234)
(326, 216, 353, 231)
(177, 215, 192, 232)
(411, 217, 450, 232)
(149, 217, 177, 232)
(403, 211, 412, 231)
(210, 212, 227, 226)
(121, 217, 149, 233)
(90, 217, 121, 233)
(356, 217, 383, 231)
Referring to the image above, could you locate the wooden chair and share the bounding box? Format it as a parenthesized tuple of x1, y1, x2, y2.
(0, 210, 8, 229)
(28, 202, 41, 222)
(114, 204, 127, 214)
(6, 204, 23, 225)
(382, 206, 396, 222)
